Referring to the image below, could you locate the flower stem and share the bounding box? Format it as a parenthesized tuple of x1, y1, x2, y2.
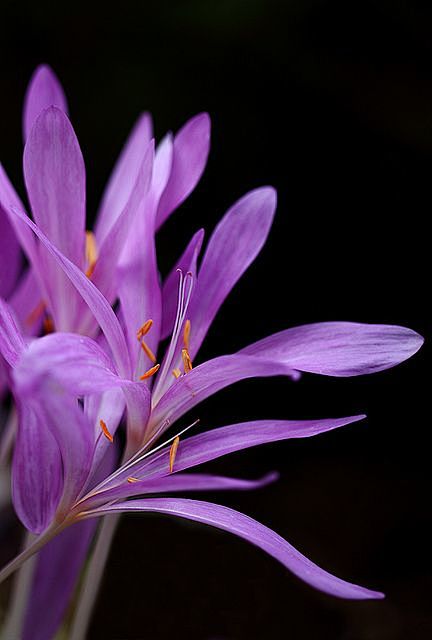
(0, 531, 36, 639)
(69, 515, 120, 640)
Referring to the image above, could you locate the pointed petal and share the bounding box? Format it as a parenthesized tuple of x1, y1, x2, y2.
(187, 187, 277, 359)
(149, 354, 297, 433)
(0, 297, 25, 367)
(83, 472, 278, 508)
(98, 416, 364, 492)
(23, 65, 68, 142)
(161, 229, 204, 340)
(240, 321, 424, 376)
(88, 498, 384, 600)
(156, 113, 211, 229)
(12, 400, 63, 533)
(8, 206, 131, 377)
(95, 113, 153, 246)
(0, 208, 21, 300)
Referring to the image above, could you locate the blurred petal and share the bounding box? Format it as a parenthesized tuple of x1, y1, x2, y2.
(0, 164, 37, 264)
(0, 208, 21, 300)
(8, 270, 43, 336)
(240, 321, 424, 376)
(161, 229, 204, 340)
(22, 520, 97, 640)
(23, 65, 68, 142)
(156, 113, 210, 229)
(89, 498, 384, 600)
(23, 106, 85, 330)
(9, 205, 131, 378)
(0, 297, 25, 367)
(187, 187, 277, 359)
(96, 113, 153, 246)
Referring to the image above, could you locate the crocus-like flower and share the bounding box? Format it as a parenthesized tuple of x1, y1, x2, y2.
(0, 65, 424, 640)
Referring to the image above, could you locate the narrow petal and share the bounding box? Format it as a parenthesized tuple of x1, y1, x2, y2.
(9, 206, 131, 377)
(156, 113, 211, 230)
(23, 65, 68, 142)
(187, 187, 277, 359)
(240, 322, 424, 376)
(23, 106, 86, 330)
(149, 354, 297, 433)
(161, 229, 204, 340)
(0, 209, 21, 300)
(8, 270, 43, 336)
(12, 400, 63, 533)
(0, 297, 25, 367)
(95, 416, 364, 492)
(96, 112, 153, 246)
(87, 498, 384, 599)
(81, 472, 278, 509)
(22, 520, 96, 640)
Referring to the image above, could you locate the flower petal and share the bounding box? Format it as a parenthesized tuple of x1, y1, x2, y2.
(9, 205, 131, 378)
(0, 297, 25, 367)
(22, 520, 96, 640)
(161, 229, 204, 340)
(149, 354, 297, 433)
(23, 106, 86, 330)
(240, 321, 424, 376)
(96, 416, 364, 493)
(0, 208, 21, 300)
(96, 112, 153, 246)
(23, 65, 68, 142)
(87, 498, 384, 600)
(82, 472, 278, 509)
(156, 113, 210, 230)
(187, 187, 277, 359)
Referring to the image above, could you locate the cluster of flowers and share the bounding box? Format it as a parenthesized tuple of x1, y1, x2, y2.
(0, 66, 423, 639)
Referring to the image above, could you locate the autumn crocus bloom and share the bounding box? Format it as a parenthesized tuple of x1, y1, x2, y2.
(0, 65, 424, 640)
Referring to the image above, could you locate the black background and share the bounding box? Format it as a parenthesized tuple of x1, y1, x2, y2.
(0, 1, 430, 638)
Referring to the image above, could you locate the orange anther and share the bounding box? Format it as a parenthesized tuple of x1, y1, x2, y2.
(140, 340, 157, 363)
(169, 436, 180, 473)
(99, 419, 113, 443)
(43, 316, 54, 334)
(181, 348, 193, 374)
(85, 231, 98, 278)
(172, 368, 181, 379)
(127, 476, 140, 483)
(140, 364, 160, 380)
(183, 319, 191, 350)
(137, 320, 153, 340)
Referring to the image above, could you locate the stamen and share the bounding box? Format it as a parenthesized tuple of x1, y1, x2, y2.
(127, 476, 139, 483)
(140, 340, 157, 363)
(140, 364, 160, 380)
(85, 231, 98, 278)
(43, 315, 54, 334)
(182, 348, 193, 374)
(183, 319, 191, 350)
(25, 300, 46, 327)
(99, 419, 113, 443)
(172, 368, 181, 379)
(169, 436, 180, 473)
(137, 319, 153, 340)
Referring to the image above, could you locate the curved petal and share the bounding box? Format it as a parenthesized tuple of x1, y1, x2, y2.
(187, 187, 277, 359)
(96, 112, 153, 245)
(149, 353, 297, 434)
(0, 208, 21, 300)
(8, 205, 131, 378)
(240, 322, 424, 376)
(23, 65, 68, 142)
(0, 297, 25, 367)
(156, 113, 210, 230)
(87, 498, 384, 600)
(95, 416, 364, 494)
(161, 229, 204, 340)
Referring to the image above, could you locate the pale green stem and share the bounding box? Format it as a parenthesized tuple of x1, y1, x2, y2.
(1, 532, 37, 639)
(69, 515, 120, 640)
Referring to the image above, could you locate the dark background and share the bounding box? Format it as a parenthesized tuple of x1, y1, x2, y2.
(0, 1, 430, 638)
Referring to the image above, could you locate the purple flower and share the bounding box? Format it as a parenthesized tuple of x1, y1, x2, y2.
(0, 65, 424, 639)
